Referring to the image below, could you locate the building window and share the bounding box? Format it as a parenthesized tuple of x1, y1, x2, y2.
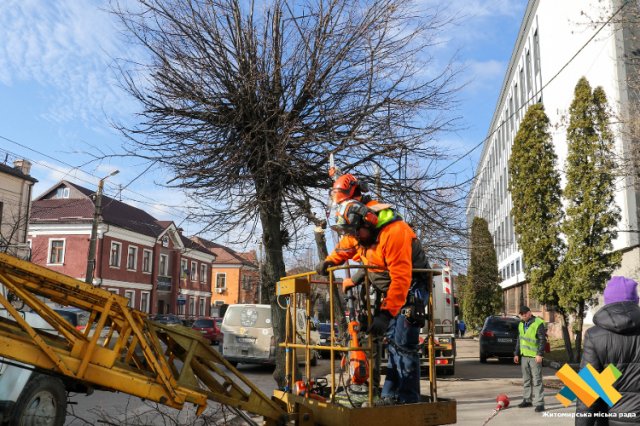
(190, 261, 197, 282)
(200, 264, 207, 284)
(127, 245, 138, 270)
(189, 297, 195, 316)
(140, 291, 150, 313)
(48, 239, 65, 264)
(533, 30, 540, 75)
(55, 187, 70, 199)
(108, 288, 119, 295)
(199, 298, 206, 316)
(110, 242, 122, 267)
(142, 249, 152, 273)
(216, 273, 226, 290)
(159, 254, 169, 276)
(525, 50, 532, 92)
(124, 290, 135, 308)
(519, 68, 525, 107)
(242, 275, 252, 291)
(181, 259, 188, 279)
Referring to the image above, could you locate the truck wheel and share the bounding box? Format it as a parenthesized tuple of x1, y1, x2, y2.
(10, 374, 67, 426)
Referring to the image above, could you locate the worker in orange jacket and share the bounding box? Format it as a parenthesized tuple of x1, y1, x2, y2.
(324, 199, 430, 405)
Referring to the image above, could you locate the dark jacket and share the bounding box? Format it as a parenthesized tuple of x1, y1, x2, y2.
(514, 315, 546, 356)
(575, 302, 640, 426)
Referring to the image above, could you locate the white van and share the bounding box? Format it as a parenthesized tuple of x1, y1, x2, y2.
(221, 304, 319, 367)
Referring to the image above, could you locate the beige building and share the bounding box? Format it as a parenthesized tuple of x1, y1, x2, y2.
(0, 159, 37, 259)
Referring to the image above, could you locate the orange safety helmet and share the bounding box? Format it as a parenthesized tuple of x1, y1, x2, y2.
(331, 174, 364, 204)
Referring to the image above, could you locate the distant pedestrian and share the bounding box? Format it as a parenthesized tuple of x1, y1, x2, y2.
(458, 319, 466, 338)
(454, 315, 460, 337)
(576, 276, 640, 426)
(514, 305, 546, 412)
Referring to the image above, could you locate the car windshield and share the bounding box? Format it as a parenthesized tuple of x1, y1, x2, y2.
(193, 319, 214, 328)
(487, 318, 520, 332)
(224, 306, 271, 328)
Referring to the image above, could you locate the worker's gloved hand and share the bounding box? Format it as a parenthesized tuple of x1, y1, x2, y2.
(315, 260, 334, 276)
(342, 278, 356, 293)
(367, 310, 392, 336)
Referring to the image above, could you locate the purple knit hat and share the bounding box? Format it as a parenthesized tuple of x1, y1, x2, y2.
(603, 276, 639, 305)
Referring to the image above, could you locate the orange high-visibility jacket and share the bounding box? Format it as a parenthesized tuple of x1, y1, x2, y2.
(326, 219, 416, 317)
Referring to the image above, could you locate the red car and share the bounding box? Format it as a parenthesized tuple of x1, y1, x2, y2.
(192, 317, 222, 345)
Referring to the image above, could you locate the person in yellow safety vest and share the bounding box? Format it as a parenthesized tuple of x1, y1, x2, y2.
(514, 305, 547, 412)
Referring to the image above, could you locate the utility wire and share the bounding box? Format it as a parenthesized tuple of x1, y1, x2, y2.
(441, 0, 629, 176)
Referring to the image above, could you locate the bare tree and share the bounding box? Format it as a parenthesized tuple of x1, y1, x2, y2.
(110, 0, 460, 387)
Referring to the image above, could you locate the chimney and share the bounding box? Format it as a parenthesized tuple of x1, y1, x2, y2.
(13, 159, 32, 176)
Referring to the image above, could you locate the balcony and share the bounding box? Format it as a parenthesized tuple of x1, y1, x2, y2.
(157, 276, 172, 291)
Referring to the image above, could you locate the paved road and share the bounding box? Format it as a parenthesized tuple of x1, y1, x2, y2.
(64, 349, 334, 425)
(64, 338, 577, 425)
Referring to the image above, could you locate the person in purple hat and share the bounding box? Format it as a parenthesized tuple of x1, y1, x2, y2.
(576, 276, 640, 425)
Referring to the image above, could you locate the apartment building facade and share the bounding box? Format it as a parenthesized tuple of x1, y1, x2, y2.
(0, 159, 37, 259)
(466, 0, 640, 327)
(191, 236, 260, 314)
(28, 180, 215, 317)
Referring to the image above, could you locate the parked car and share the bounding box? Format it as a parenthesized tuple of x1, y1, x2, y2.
(479, 315, 521, 363)
(191, 317, 222, 345)
(54, 307, 90, 332)
(221, 304, 319, 367)
(317, 323, 338, 355)
(150, 313, 183, 325)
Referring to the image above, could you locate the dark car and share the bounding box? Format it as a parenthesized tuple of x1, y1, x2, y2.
(479, 315, 521, 363)
(191, 317, 222, 345)
(150, 314, 183, 325)
(317, 323, 338, 354)
(54, 307, 90, 331)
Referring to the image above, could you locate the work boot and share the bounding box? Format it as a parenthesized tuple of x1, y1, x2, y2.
(535, 405, 545, 412)
(518, 400, 532, 408)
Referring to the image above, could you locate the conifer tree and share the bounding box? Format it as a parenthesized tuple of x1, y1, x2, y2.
(559, 77, 621, 361)
(464, 217, 503, 330)
(509, 103, 573, 360)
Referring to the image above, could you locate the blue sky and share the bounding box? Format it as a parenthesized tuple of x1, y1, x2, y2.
(0, 0, 527, 244)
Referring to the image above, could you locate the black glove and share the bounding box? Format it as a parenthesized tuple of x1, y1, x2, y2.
(315, 260, 334, 276)
(367, 310, 392, 336)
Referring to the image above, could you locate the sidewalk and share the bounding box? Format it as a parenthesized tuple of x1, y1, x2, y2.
(429, 375, 574, 425)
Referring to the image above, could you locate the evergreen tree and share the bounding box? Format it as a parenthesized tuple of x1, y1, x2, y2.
(508, 103, 573, 360)
(464, 217, 503, 330)
(559, 77, 621, 361)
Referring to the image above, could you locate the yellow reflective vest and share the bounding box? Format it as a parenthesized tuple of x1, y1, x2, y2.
(518, 317, 544, 357)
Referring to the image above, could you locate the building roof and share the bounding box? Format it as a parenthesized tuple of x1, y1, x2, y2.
(30, 181, 206, 259)
(32, 180, 167, 238)
(191, 236, 258, 268)
(0, 162, 37, 183)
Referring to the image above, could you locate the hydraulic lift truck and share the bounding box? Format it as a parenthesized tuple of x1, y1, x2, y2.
(0, 253, 455, 425)
(274, 266, 456, 425)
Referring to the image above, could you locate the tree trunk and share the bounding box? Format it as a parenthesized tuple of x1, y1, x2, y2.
(574, 302, 585, 364)
(558, 311, 574, 363)
(258, 201, 292, 389)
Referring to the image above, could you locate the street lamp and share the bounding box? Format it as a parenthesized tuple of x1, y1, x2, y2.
(85, 170, 119, 285)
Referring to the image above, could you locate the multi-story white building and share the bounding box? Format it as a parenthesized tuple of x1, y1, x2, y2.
(466, 0, 640, 325)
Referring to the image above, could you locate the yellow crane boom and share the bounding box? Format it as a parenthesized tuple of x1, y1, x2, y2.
(0, 252, 287, 424)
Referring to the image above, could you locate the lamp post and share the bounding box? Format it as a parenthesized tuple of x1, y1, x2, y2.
(85, 170, 119, 284)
